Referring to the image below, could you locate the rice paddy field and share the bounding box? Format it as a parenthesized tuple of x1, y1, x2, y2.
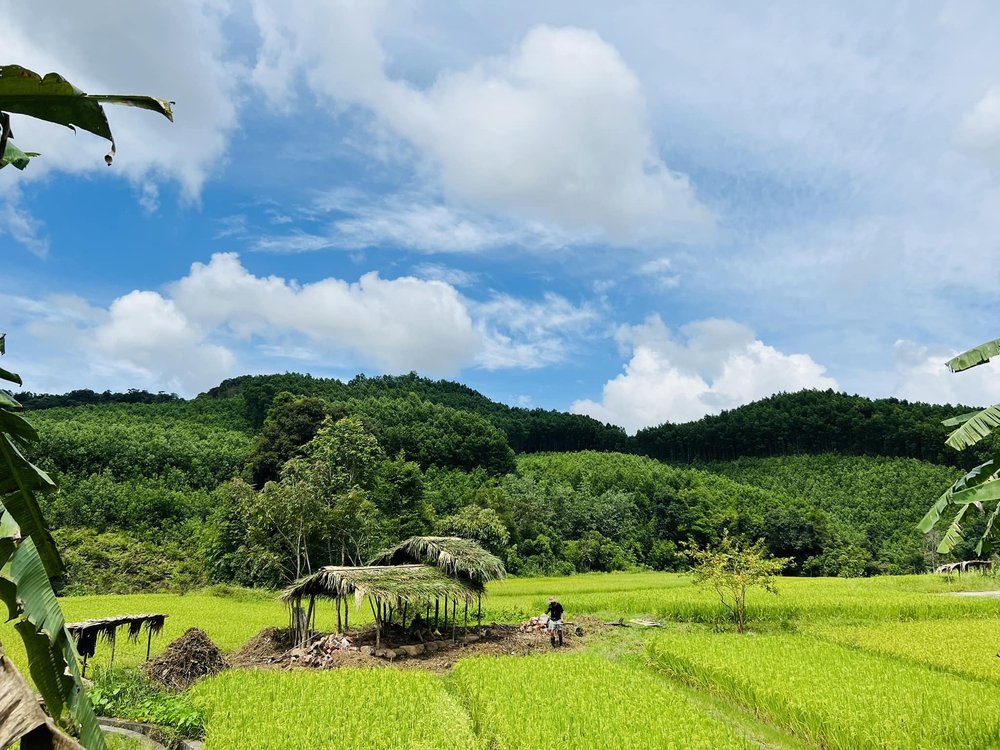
(8, 572, 1000, 748)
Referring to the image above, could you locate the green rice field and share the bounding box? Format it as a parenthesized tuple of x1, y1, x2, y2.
(7, 572, 1000, 748)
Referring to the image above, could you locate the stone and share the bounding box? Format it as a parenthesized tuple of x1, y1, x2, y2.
(360, 646, 374, 656)
(384, 649, 397, 660)
(400, 644, 424, 657)
(464, 634, 480, 643)
(423, 641, 438, 653)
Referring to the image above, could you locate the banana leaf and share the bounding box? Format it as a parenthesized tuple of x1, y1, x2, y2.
(0, 140, 39, 170)
(0, 65, 172, 165)
(937, 502, 974, 554)
(948, 337, 1000, 372)
(945, 404, 1000, 450)
(942, 410, 980, 427)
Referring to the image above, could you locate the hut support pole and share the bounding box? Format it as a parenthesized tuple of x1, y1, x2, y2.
(402, 601, 408, 631)
(477, 595, 482, 631)
(370, 598, 381, 650)
(464, 601, 468, 642)
(345, 599, 349, 631)
(110, 637, 117, 668)
(81, 653, 88, 679)
(435, 599, 440, 629)
(337, 597, 342, 634)
(451, 598, 457, 643)
(146, 628, 153, 662)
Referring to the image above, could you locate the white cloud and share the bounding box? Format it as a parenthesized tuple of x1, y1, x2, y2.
(11, 254, 596, 395)
(573, 315, 837, 433)
(250, 4, 714, 242)
(956, 87, 1000, 167)
(0, 189, 49, 258)
(473, 292, 598, 369)
(411, 263, 479, 288)
(893, 340, 1000, 408)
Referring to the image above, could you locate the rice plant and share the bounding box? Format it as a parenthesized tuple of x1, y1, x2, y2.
(648, 630, 1000, 749)
(452, 652, 753, 749)
(814, 618, 1000, 682)
(191, 669, 478, 750)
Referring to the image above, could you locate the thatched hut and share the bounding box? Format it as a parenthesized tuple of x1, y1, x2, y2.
(281, 537, 506, 649)
(280, 564, 482, 649)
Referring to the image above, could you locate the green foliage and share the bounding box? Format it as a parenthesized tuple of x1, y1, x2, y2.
(88, 667, 204, 738)
(687, 532, 790, 632)
(246, 392, 339, 487)
(635, 389, 987, 468)
(205, 371, 627, 453)
(343, 394, 517, 475)
(705, 454, 961, 571)
(435, 505, 509, 554)
(19, 389, 181, 410)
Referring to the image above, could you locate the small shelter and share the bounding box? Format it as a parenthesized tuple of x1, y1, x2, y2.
(66, 613, 168, 676)
(280, 537, 505, 649)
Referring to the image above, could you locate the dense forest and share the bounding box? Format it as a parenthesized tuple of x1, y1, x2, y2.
(16, 375, 977, 594)
(634, 390, 984, 468)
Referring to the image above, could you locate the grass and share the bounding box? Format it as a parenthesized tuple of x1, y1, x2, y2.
(647, 630, 1000, 749)
(190, 668, 478, 750)
(451, 651, 754, 749)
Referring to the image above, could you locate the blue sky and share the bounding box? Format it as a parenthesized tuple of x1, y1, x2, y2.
(5, 1, 1000, 432)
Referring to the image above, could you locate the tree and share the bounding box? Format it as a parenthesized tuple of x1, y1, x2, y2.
(919, 337, 1000, 557)
(1, 65, 172, 171)
(2, 64, 172, 750)
(686, 532, 790, 633)
(246, 392, 341, 487)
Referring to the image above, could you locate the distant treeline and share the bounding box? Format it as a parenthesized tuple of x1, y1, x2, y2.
(634, 390, 984, 470)
(20, 388, 180, 410)
(25, 379, 985, 469)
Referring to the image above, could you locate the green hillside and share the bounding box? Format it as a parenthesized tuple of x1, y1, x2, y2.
(14, 377, 981, 594)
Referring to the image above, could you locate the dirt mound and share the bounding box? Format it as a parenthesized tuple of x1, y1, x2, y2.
(227, 627, 292, 668)
(142, 628, 226, 691)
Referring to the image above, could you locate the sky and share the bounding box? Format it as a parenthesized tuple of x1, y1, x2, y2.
(5, 0, 1000, 433)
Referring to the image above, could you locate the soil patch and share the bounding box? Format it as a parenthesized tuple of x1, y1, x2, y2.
(231, 618, 601, 676)
(142, 628, 225, 691)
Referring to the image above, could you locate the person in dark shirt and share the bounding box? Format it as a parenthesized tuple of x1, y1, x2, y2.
(545, 597, 565, 647)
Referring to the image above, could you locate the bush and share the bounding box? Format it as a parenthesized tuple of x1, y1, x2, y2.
(89, 666, 205, 739)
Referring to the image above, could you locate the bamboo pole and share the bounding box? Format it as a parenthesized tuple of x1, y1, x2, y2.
(435, 599, 440, 630)
(451, 598, 457, 643)
(402, 601, 408, 631)
(146, 628, 153, 662)
(477, 595, 482, 631)
(336, 597, 342, 634)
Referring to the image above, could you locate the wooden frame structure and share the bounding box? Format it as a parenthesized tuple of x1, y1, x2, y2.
(66, 613, 167, 677)
(281, 564, 481, 649)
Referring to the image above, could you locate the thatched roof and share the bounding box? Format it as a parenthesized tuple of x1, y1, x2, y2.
(370, 536, 506, 583)
(280, 564, 482, 607)
(66, 614, 167, 658)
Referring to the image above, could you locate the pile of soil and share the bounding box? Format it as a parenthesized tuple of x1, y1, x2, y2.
(142, 628, 226, 691)
(227, 627, 292, 668)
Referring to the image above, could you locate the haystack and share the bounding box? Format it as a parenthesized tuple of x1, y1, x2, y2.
(142, 628, 225, 691)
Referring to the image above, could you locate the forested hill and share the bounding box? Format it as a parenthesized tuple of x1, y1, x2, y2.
(205, 372, 630, 454)
(634, 390, 985, 469)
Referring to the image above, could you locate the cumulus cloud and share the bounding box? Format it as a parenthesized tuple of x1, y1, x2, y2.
(250, 3, 713, 242)
(893, 340, 1000, 407)
(573, 315, 837, 433)
(12, 254, 594, 395)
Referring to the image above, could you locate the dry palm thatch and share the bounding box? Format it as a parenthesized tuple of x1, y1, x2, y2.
(370, 536, 506, 583)
(66, 613, 167, 665)
(280, 564, 482, 609)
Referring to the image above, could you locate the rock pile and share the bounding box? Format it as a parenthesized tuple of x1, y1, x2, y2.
(289, 633, 355, 667)
(142, 628, 225, 691)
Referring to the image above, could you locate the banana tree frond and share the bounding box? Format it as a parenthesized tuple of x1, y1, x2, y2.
(950, 478, 1000, 506)
(938, 503, 973, 554)
(946, 404, 1000, 450)
(942, 410, 981, 427)
(976, 503, 1000, 557)
(948, 337, 1000, 372)
(918, 458, 1000, 533)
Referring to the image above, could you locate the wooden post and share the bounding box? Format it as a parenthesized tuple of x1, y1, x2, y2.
(82, 653, 88, 679)
(344, 598, 349, 631)
(451, 598, 457, 642)
(464, 601, 469, 642)
(402, 601, 408, 631)
(146, 627, 153, 662)
(337, 597, 342, 634)
(435, 599, 440, 630)
(477, 595, 482, 630)
(110, 636, 117, 668)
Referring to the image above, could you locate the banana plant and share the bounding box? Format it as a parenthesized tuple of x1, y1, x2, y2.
(0, 64, 173, 171)
(0, 334, 103, 749)
(918, 337, 1000, 556)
